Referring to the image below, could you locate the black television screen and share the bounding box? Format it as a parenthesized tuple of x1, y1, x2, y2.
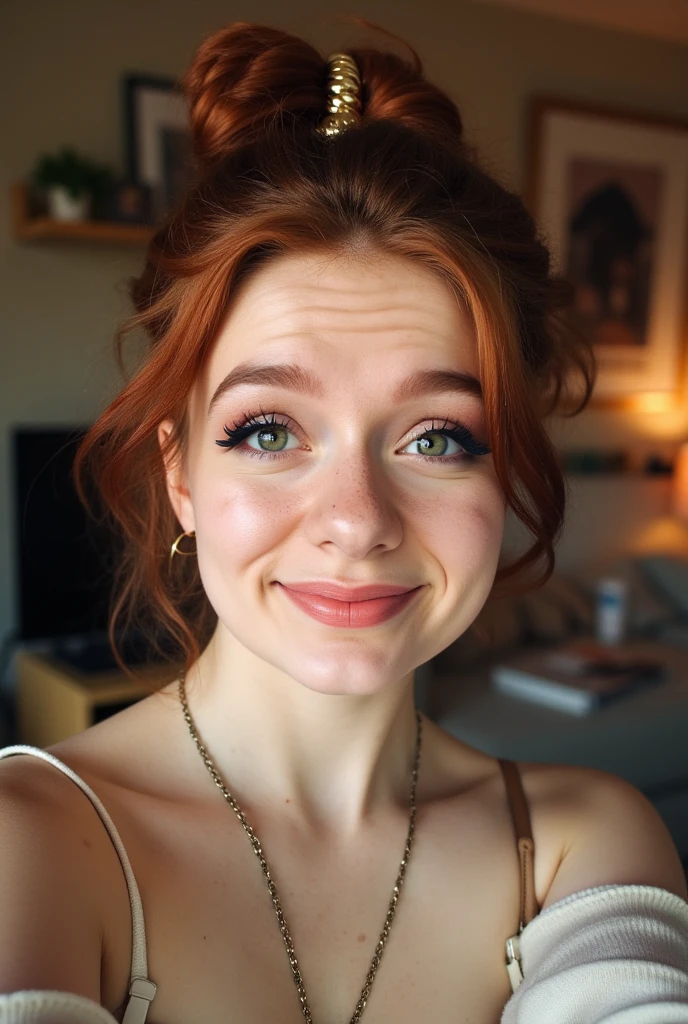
(12, 426, 119, 642)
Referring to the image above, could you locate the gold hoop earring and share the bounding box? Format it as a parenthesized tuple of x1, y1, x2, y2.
(170, 529, 196, 561)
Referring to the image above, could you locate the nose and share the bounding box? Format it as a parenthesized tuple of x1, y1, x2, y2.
(303, 446, 404, 560)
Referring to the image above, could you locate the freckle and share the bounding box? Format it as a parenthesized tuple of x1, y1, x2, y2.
(357, 933, 366, 942)
(285, 798, 291, 803)
(82, 838, 92, 849)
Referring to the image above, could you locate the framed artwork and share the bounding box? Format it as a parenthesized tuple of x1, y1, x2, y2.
(123, 74, 193, 220)
(525, 97, 688, 408)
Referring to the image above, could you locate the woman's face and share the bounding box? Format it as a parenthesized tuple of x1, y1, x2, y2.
(160, 251, 506, 695)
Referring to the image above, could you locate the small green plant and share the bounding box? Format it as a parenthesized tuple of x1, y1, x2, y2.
(32, 146, 112, 201)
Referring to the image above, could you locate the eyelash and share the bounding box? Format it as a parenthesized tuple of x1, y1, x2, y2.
(215, 409, 491, 463)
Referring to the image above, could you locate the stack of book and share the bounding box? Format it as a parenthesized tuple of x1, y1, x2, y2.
(490, 638, 667, 715)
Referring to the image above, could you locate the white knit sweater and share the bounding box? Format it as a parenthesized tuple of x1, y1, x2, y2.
(499, 883, 688, 1023)
(0, 884, 686, 1023)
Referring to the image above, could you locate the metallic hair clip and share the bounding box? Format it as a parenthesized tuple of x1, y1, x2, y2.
(320, 52, 362, 137)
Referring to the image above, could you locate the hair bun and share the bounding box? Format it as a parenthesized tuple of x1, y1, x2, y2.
(354, 48, 464, 145)
(183, 23, 325, 168)
(184, 22, 465, 170)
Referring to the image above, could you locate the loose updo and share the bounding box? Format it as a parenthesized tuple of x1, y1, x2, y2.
(75, 21, 595, 677)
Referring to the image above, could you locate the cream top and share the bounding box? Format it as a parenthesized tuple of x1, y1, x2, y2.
(1, 743, 687, 1023)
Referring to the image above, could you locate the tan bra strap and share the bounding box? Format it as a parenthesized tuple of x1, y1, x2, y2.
(498, 758, 539, 930)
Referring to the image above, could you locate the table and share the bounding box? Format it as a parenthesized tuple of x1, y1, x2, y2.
(15, 650, 180, 747)
(429, 639, 688, 857)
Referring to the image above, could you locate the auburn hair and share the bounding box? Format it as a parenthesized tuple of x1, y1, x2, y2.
(74, 21, 595, 678)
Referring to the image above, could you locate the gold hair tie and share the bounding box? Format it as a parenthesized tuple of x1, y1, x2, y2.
(320, 52, 362, 137)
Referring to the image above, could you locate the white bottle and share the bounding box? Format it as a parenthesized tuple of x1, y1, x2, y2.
(595, 577, 629, 646)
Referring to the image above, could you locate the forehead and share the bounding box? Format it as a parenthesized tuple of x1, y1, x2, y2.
(202, 250, 478, 397)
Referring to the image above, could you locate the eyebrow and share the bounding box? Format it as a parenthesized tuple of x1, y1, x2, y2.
(207, 361, 483, 417)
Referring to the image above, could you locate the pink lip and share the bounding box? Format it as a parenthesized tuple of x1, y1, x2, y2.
(275, 581, 422, 628)
(280, 580, 418, 600)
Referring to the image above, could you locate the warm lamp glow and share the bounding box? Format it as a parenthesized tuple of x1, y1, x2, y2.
(631, 516, 688, 553)
(628, 393, 677, 415)
(673, 443, 688, 519)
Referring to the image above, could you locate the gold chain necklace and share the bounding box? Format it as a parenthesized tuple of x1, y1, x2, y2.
(178, 672, 423, 1023)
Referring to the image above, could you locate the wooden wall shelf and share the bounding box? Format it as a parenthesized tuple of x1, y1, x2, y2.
(11, 182, 153, 246)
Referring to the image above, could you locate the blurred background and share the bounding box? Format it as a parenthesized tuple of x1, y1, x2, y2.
(1, 0, 687, 867)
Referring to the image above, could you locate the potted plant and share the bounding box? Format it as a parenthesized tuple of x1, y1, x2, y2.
(32, 147, 112, 222)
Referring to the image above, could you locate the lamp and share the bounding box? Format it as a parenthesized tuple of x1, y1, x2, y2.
(673, 442, 688, 519)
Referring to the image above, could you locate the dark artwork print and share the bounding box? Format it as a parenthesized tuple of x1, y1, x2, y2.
(160, 126, 193, 214)
(565, 158, 663, 348)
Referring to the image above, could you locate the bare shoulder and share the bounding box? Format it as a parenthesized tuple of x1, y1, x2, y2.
(0, 751, 109, 998)
(0, 745, 104, 831)
(516, 759, 688, 909)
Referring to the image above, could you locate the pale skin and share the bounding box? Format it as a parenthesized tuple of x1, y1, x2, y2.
(0, 251, 685, 1024)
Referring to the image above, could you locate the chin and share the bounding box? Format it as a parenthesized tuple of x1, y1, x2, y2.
(241, 620, 421, 697)
(286, 649, 413, 697)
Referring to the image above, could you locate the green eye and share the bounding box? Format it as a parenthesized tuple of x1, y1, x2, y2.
(403, 432, 457, 457)
(245, 424, 300, 452)
(400, 421, 490, 461)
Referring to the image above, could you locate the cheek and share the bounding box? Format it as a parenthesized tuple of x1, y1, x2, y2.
(409, 473, 505, 579)
(409, 474, 505, 649)
(192, 471, 302, 573)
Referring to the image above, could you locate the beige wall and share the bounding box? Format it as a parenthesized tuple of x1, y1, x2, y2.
(1, 0, 688, 646)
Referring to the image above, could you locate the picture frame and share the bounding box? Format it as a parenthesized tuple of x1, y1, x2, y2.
(123, 74, 193, 221)
(525, 97, 688, 409)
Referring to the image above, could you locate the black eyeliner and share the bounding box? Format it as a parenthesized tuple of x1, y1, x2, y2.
(215, 411, 289, 448)
(435, 423, 491, 457)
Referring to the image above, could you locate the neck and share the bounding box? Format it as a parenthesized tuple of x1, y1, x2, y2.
(179, 623, 420, 833)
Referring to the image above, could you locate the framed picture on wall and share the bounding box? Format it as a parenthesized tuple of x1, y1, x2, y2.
(123, 74, 193, 221)
(525, 97, 688, 408)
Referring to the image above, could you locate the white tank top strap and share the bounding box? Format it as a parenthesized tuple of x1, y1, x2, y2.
(0, 744, 157, 1023)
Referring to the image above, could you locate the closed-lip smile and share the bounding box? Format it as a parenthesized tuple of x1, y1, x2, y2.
(274, 580, 423, 628)
(277, 580, 420, 601)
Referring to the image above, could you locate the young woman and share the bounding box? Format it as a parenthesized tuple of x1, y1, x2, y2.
(1, 23, 686, 1024)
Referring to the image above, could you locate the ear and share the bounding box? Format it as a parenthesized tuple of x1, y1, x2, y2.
(158, 419, 195, 532)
